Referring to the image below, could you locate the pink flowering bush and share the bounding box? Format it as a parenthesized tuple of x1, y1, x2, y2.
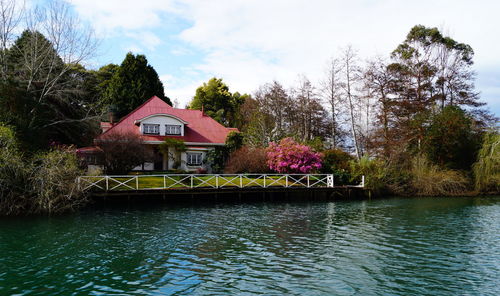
(266, 138, 323, 173)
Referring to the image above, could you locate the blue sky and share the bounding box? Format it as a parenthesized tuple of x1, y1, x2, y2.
(62, 0, 499, 116)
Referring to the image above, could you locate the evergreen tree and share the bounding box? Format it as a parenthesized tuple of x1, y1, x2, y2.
(188, 77, 247, 127)
(103, 53, 170, 119)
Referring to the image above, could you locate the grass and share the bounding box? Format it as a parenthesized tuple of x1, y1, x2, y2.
(80, 175, 327, 191)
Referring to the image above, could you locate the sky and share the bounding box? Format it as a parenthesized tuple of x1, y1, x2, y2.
(62, 0, 499, 115)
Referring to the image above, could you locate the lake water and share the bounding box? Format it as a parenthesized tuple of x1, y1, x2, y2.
(0, 196, 499, 295)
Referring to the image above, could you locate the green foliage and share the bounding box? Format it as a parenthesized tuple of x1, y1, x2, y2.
(472, 132, 500, 192)
(0, 128, 86, 215)
(159, 138, 187, 169)
(349, 156, 389, 194)
(422, 106, 480, 169)
(204, 147, 227, 174)
(203, 132, 245, 173)
(409, 154, 468, 196)
(0, 122, 17, 150)
(304, 137, 325, 152)
(103, 52, 171, 118)
(159, 138, 187, 154)
(320, 149, 353, 184)
(225, 131, 244, 152)
(189, 77, 248, 127)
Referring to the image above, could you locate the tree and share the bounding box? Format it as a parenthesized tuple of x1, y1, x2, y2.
(103, 52, 170, 119)
(363, 57, 395, 157)
(96, 132, 153, 174)
(0, 0, 99, 149)
(321, 57, 345, 148)
(188, 77, 247, 127)
(340, 46, 362, 159)
(266, 137, 322, 173)
(290, 76, 329, 142)
(422, 106, 480, 170)
(472, 131, 500, 192)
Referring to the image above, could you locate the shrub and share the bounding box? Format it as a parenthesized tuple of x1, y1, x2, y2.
(409, 154, 468, 196)
(266, 138, 322, 173)
(472, 132, 500, 193)
(0, 126, 87, 215)
(321, 149, 353, 173)
(349, 156, 389, 194)
(30, 148, 87, 213)
(97, 131, 153, 174)
(422, 106, 480, 169)
(224, 146, 270, 174)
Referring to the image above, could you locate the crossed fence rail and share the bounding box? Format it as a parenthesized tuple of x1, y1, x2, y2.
(77, 174, 365, 192)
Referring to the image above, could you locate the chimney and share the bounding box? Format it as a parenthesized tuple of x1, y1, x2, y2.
(108, 111, 115, 124)
(100, 122, 113, 133)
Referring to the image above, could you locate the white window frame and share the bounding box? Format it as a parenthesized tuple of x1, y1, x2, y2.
(186, 152, 203, 166)
(165, 124, 181, 135)
(143, 124, 160, 135)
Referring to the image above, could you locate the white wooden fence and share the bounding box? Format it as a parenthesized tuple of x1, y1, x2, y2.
(77, 174, 364, 192)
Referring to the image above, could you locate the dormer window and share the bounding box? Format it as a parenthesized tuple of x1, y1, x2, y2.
(143, 124, 160, 135)
(165, 125, 181, 135)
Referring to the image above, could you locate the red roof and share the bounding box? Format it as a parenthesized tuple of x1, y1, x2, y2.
(97, 96, 235, 144)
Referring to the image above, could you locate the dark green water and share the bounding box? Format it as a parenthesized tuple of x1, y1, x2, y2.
(0, 197, 499, 296)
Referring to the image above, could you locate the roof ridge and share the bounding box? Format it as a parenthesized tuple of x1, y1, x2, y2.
(99, 95, 168, 137)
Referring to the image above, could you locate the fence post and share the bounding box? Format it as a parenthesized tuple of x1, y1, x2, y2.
(285, 175, 288, 188)
(105, 176, 109, 191)
(135, 176, 139, 190)
(240, 174, 243, 188)
(190, 175, 193, 189)
(216, 175, 219, 188)
(263, 175, 266, 188)
(163, 175, 166, 189)
(361, 175, 365, 188)
(307, 175, 310, 188)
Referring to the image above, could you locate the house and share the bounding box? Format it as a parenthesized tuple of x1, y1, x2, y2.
(78, 95, 238, 172)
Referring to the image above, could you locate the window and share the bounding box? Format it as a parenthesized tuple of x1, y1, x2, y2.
(186, 152, 203, 166)
(165, 124, 181, 135)
(143, 124, 159, 135)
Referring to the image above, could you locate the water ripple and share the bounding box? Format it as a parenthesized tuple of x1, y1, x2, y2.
(0, 197, 499, 295)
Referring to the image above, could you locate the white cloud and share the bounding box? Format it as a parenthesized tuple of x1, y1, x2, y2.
(68, 0, 500, 111)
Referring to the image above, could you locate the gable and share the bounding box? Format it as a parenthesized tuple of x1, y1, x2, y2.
(98, 96, 235, 144)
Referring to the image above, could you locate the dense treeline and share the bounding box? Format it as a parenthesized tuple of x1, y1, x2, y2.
(187, 26, 498, 196)
(0, 0, 169, 215)
(0, 0, 498, 215)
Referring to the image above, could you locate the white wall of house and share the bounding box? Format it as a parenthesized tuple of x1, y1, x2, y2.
(140, 115, 185, 136)
(180, 148, 212, 171)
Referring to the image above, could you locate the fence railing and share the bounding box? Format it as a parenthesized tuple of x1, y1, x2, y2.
(76, 174, 367, 192)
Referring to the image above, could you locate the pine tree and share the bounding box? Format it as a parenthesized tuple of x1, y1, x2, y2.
(103, 53, 170, 119)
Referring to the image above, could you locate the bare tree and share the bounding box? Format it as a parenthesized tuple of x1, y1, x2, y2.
(96, 132, 154, 174)
(0, 0, 24, 78)
(340, 46, 362, 159)
(321, 57, 344, 148)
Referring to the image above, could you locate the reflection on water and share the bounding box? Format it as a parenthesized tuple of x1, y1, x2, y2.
(0, 197, 499, 295)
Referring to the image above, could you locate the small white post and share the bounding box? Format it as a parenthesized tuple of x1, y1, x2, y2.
(163, 175, 166, 189)
(327, 174, 334, 188)
(361, 175, 365, 188)
(190, 175, 193, 188)
(285, 175, 288, 188)
(263, 175, 266, 188)
(307, 175, 310, 188)
(216, 175, 219, 188)
(105, 176, 109, 191)
(136, 176, 139, 190)
(240, 174, 243, 188)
